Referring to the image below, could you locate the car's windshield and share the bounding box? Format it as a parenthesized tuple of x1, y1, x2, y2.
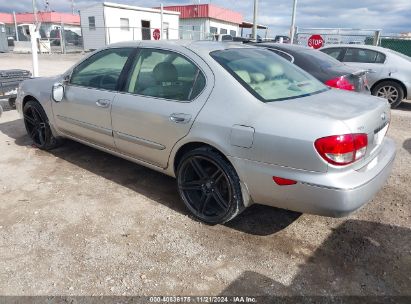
(211, 48, 328, 102)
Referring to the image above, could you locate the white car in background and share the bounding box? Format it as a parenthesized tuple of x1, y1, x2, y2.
(321, 44, 411, 108)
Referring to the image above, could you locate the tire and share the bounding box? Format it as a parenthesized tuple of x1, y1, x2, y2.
(23, 100, 61, 150)
(8, 97, 16, 109)
(372, 81, 404, 109)
(177, 147, 245, 224)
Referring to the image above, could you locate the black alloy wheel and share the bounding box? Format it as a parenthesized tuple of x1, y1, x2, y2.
(23, 100, 60, 150)
(177, 148, 244, 224)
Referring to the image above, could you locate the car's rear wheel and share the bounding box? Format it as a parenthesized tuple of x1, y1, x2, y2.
(372, 81, 404, 109)
(177, 147, 244, 224)
(23, 100, 61, 150)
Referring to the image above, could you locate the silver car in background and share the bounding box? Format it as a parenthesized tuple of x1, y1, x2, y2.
(16, 41, 396, 224)
(321, 44, 411, 108)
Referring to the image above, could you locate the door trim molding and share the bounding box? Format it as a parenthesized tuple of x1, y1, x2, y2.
(114, 131, 166, 150)
(56, 115, 113, 136)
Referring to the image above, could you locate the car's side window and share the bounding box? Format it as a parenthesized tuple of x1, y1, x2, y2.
(70, 48, 133, 91)
(124, 48, 206, 101)
(322, 48, 342, 60)
(343, 48, 385, 64)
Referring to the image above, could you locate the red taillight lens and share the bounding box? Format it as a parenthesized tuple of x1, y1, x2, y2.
(273, 176, 297, 186)
(314, 133, 368, 166)
(325, 76, 355, 91)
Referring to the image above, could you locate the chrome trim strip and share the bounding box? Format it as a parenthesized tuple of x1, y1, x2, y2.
(56, 115, 113, 136)
(114, 131, 166, 150)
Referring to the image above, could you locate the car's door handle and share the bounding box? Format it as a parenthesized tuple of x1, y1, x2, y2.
(169, 113, 191, 124)
(96, 99, 111, 108)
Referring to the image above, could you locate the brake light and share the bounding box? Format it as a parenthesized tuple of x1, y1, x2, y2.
(325, 76, 355, 91)
(314, 133, 368, 166)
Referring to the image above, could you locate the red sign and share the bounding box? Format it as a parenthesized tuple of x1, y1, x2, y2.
(153, 28, 161, 40)
(308, 34, 324, 49)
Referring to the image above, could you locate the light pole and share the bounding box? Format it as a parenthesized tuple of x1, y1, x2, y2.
(252, 0, 258, 40)
(31, 0, 39, 77)
(290, 0, 298, 44)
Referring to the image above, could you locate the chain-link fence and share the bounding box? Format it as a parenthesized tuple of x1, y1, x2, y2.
(295, 27, 411, 57)
(295, 28, 381, 46)
(375, 34, 411, 57)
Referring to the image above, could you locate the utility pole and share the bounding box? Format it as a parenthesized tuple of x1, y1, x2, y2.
(13, 11, 19, 41)
(290, 0, 298, 44)
(71, 0, 75, 15)
(32, 0, 38, 24)
(31, 0, 39, 77)
(252, 0, 258, 40)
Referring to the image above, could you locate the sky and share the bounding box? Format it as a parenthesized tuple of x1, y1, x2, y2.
(0, 0, 410, 35)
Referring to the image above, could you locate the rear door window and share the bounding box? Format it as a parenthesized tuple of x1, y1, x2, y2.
(124, 49, 206, 101)
(343, 48, 386, 63)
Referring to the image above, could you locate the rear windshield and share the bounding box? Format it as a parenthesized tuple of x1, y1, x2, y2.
(299, 49, 344, 68)
(211, 48, 327, 102)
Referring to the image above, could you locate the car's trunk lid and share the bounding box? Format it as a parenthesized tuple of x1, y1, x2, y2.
(272, 89, 390, 170)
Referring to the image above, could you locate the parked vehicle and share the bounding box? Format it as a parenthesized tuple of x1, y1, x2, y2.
(321, 44, 411, 108)
(0, 69, 31, 108)
(273, 35, 291, 43)
(254, 43, 369, 93)
(16, 41, 395, 224)
(49, 29, 82, 46)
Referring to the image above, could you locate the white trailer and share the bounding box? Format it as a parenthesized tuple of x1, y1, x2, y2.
(80, 2, 180, 50)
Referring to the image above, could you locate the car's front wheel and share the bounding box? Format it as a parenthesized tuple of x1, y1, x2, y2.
(372, 81, 404, 109)
(23, 100, 61, 150)
(177, 147, 245, 224)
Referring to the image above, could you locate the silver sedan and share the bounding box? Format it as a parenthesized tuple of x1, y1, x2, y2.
(16, 41, 396, 224)
(321, 44, 411, 108)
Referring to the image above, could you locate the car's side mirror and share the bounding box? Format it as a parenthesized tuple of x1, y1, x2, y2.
(52, 83, 64, 102)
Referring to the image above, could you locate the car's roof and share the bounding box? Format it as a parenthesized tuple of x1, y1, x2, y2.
(257, 42, 311, 51)
(108, 40, 256, 55)
(321, 44, 389, 52)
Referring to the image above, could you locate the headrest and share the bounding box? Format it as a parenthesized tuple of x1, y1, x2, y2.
(267, 64, 284, 78)
(235, 70, 251, 84)
(153, 62, 178, 82)
(250, 72, 266, 83)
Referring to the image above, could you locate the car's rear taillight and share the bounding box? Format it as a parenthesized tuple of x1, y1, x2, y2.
(314, 133, 368, 166)
(325, 76, 355, 91)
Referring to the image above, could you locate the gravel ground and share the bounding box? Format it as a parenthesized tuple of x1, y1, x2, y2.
(0, 53, 410, 297)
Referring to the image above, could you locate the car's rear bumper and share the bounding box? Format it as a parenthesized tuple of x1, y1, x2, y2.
(230, 137, 396, 217)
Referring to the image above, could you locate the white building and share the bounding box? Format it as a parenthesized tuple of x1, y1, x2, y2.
(162, 4, 243, 40)
(80, 2, 180, 50)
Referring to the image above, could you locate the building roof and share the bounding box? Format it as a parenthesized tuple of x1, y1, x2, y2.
(161, 4, 243, 25)
(0, 11, 80, 25)
(100, 2, 180, 15)
(239, 21, 268, 30)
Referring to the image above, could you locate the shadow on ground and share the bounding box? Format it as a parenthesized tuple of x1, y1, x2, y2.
(403, 138, 411, 154)
(220, 220, 411, 298)
(396, 100, 411, 112)
(0, 118, 299, 235)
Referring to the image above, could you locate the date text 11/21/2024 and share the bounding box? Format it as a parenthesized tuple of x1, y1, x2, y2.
(148, 296, 257, 303)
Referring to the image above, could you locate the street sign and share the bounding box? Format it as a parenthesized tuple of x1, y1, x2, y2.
(308, 34, 324, 49)
(153, 28, 161, 40)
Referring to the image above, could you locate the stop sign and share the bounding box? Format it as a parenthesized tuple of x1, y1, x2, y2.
(153, 28, 161, 40)
(308, 34, 324, 49)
